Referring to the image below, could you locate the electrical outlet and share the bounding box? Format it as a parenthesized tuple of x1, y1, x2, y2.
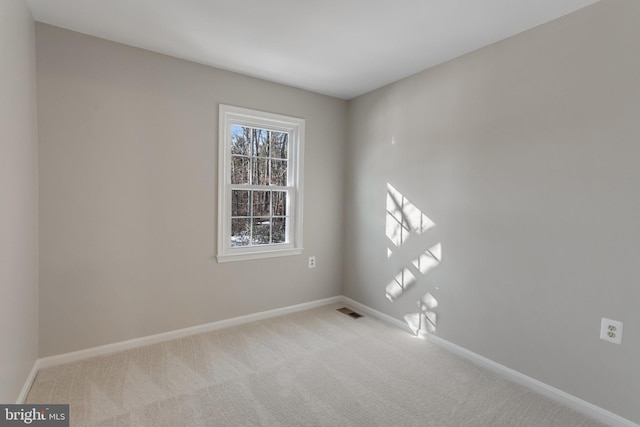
(308, 256, 316, 269)
(600, 318, 623, 345)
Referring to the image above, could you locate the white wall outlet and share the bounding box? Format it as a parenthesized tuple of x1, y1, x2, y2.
(308, 256, 316, 269)
(600, 318, 623, 345)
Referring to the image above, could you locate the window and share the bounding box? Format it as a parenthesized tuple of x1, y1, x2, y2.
(217, 105, 304, 262)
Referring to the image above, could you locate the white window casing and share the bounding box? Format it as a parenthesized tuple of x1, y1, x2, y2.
(217, 104, 304, 262)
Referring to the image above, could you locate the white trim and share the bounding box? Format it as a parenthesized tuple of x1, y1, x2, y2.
(425, 334, 639, 427)
(38, 296, 341, 370)
(341, 296, 413, 333)
(217, 247, 302, 263)
(217, 104, 304, 262)
(341, 296, 639, 427)
(21, 295, 639, 427)
(16, 360, 40, 404)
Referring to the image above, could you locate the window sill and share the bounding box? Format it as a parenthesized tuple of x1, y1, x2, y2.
(217, 248, 303, 263)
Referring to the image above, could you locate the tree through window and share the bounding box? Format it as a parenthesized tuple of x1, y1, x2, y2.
(218, 105, 304, 262)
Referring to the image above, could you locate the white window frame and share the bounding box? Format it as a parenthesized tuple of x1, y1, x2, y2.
(217, 104, 304, 262)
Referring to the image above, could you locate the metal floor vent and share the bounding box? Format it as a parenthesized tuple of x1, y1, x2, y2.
(337, 307, 364, 319)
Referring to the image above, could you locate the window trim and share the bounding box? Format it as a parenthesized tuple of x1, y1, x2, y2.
(217, 104, 304, 262)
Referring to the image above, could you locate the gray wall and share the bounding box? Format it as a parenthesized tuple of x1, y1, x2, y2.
(0, 0, 39, 402)
(37, 24, 347, 357)
(344, 0, 640, 423)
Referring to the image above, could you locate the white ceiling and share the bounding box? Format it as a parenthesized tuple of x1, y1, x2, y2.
(26, 0, 599, 99)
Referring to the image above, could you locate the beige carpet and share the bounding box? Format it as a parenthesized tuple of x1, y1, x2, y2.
(27, 304, 605, 427)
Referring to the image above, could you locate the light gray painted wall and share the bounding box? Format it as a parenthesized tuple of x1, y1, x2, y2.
(36, 24, 347, 357)
(344, 0, 640, 423)
(0, 0, 39, 402)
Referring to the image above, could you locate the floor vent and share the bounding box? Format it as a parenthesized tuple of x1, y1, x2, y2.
(337, 307, 364, 319)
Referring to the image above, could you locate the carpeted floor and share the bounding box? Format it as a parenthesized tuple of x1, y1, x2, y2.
(27, 304, 605, 426)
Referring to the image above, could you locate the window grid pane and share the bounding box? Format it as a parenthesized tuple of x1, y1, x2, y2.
(272, 133, 288, 159)
(252, 218, 271, 245)
(231, 218, 250, 247)
(252, 158, 269, 185)
(236, 127, 290, 158)
(272, 217, 287, 243)
(272, 191, 287, 216)
(231, 125, 250, 155)
(231, 156, 249, 184)
(232, 126, 290, 187)
(231, 190, 250, 216)
(220, 106, 302, 260)
(252, 191, 271, 217)
(230, 189, 291, 247)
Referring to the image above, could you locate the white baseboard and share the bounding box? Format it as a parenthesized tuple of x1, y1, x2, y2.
(21, 294, 639, 427)
(341, 296, 414, 333)
(38, 296, 342, 370)
(425, 334, 638, 427)
(16, 360, 40, 404)
(340, 296, 639, 427)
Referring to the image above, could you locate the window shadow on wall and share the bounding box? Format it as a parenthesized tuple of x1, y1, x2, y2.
(385, 183, 441, 336)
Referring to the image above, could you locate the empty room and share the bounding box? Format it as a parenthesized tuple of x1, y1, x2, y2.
(1, 0, 638, 425)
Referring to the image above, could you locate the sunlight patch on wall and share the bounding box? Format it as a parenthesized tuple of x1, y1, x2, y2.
(403, 295, 438, 336)
(412, 243, 442, 275)
(386, 268, 416, 301)
(385, 183, 441, 335)
(385, 183, 435, 250)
